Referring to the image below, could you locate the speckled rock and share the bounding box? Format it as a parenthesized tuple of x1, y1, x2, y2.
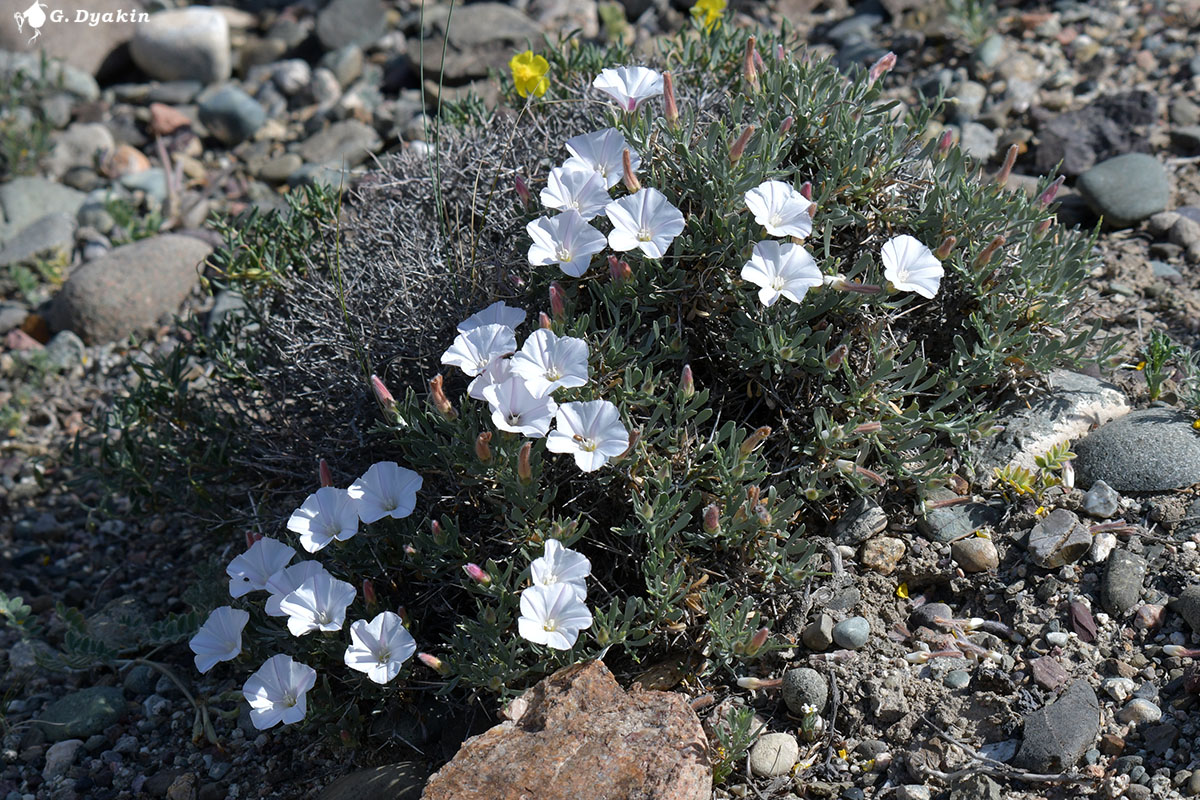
(1014, 680, 1099, 772)
(1077, 153, 1170, 228)
(782, 667, 828, 715)
(952, 537, 999, 573)
(1074, 408, 1200, 491)
(1026, 509, 1091, 568)
(748, 733, 798, 777)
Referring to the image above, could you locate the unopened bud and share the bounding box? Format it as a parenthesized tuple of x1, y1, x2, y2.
(995, 143, 1018, 187)
(729, 125, 755, 164)
(515, 174, 531, 207)
(868, 51, 896, 82)
(549, 281, 566, 320)
(904, 651, 931, 664)
(429, 374, 457, 420)
(1061, 459, 1075, 490)
(539, 311, 552, 329)
(431, 519, 446, 545)
(362, 578, 377, 608)
(852, 421, 881, 435)
(417, 652, 450, 675)
(607, 254, 633, 283)
(663, 71, 678, 126)
(745, 627, 770, 656)
(736, 676, 780, 690)
(740, 425, 771, 455)
(1163, 644, 1200, 658)
(517, 441, 533, 484)
(743, 36, 759, 88)
(371, 374, 396, 413)
(974, 234, 1005, 268)
(937, 128, 954, 153)
(775, 43, 785, 61)
(798, 180, 812, 200)
(703, 504, 720, 534)
(1035, 217, 1053, 235)
(1038, 175, 1065, 207)
(475, 431, 493, 464)
(403, 544, 417, 556)
(825, 343, 848, 369)
(622, 148, 641, 193)
(616, 428, 640, 460)
(934, 235, 957, 261)
(319, 458, 334, 488)
(245, 530, 262, 548)
(464, 562, 492, 586)
(680, 364, 694, 398)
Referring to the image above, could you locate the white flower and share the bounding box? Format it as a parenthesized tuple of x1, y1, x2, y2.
(592, 66, 664, 112)
(242, 654, 317, 730)
(530, 539, 591, 600)
(483, 378, 559, 437)
(881, 234, 944, 299)
(518, 583, 593, 650)
(605, 188, 685, 259)
(288, 486, 360, 553)
(744, 180, 814, 238)
(740, 240, 824, 307)
(457, 301, 526, 334)
(564, 128, 640, 189)
(527, 210, 608, 278)
(265, 560, 331, 616)
(509, 329, 590, 398)
(343, 611, 417, 685)
(226, 537, 295, 599)
(441, 323, 518, 378)
(540, 166, 612, 221)
(347, 461, 422, 524)
(467, 356, 513, 401)
(189, 606, 250, 674)
(278, 571, 357, 636)
(546, 400, 630, 472)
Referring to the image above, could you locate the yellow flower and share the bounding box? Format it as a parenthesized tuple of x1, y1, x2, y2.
(896, 582, 909, 599)
(691, 0, 726, 32)
(509, 50, 550, 98)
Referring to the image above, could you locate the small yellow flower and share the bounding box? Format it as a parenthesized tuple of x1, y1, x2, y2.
(1136, 361, 1146, 371)
(509, 50, 550, 98)
(1034, 505, 1048, 517)
(691, 0, 726, 32)
(896, 582, 909, 599)
(1193, 419, 1200, 430)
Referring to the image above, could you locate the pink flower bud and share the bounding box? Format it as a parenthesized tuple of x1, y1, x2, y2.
(464, 562, 491, 586)
(245, 530, 262, 548)
(662, 71, 678, 126)
(1038, 175, 1065, 207)
(622, 148, 641, 193)
(745, 627, 770, 656)
(934, 235, 957, 261)
(616, 428, 640, 460)
(798, 180, 811, 200)
(607, 254, 633, 283)
(517, 441, 533, 484)
(743, 36, 759, 88)
(539, 311, 552, 329)
(475, 431, 493, 464)
(370, 374, 396, 412)
(514, 174, 531, 207)
(1035, 218, 1053, 235)
(549, 281, 566, 320)
(417, 652, 450, 675)
(319, 458, 333, 488)
(974, 234, 1005, 268)
(429, 374, 457, 420)
(703, 504, 720, 534)
(995, 143, 1018, 187)
(868, 51, 897, 82)
(362, 578, 377, 607)
(780, 115, 794, 135)
(397, 605, 410, 626)
(775, 43, 785, 61)
(680, 364, 694, 398)
(404, 544, 417, 556)
(431, 519, 446, 545)
(937, 128, 954, 153)
(740, 425, 771, 455)
(852, 421, 881, 435)
(729, 125, 755, 164)
(736, 676, 781, 690)
(825, 343, 848, 369)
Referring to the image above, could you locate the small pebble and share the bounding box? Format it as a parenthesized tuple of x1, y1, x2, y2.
(1046, 631, 1070, 647)
(832, 617, 870, 650)
(1118, 698, 1163, 725)
(943, 670, 971, 690)
(1082, 480, 1120, 518)
(748, 732, 798, 777)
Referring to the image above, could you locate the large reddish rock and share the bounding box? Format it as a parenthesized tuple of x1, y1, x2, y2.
(422, 660, 710, 800)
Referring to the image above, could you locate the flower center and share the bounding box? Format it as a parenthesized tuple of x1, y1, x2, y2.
(543, 617, 558, 632)
(578, 437, 598, 452)
(316, 611, 331, 625)
(596, 164, 608, 177)
(636, 228, 653, 242)
(555, 246, 572, 262)
(769, 213, 783, 228)
(282, 693, 297, 708)
(377, 649, 391, 664)
(545, 367, 562, 381)
(771, 276, 786, 290)
(507, 412, 522, 426)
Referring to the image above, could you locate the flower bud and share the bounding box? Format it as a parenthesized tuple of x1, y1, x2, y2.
(703, 504, 720, 534)
(743, 36, 759, 88)
(995, 143, 1018, 187)
(1035, 217, 1053, 235)
(517, 441, 533, 484)
(740, 425, 771, 455)
(904, 651, 931, 664)
(362, 578, 377, 608)
(475, 431, 493, 464)
(868, 51, 896, 82)
(403, 544, 417, 556)
(622, 148, 641, 193)
(429, 374, 456, 420)
(245, 530, 262, 548)
(514, 174, 531, 208)
(1038, 175, 1065, 207)
(775, 43, 785, 61)
(729, 125, 755, 164)
(370, 374, 396, 413)
(431, 519, 446, 545)
(680, 364, 695, 398)
(736, 676, 780, 690)
(934, 235, 957, 261)
(417, 652, 450, 675)
(607, 254, 633, 283)
(662, 71, 678, 127)
(852, 421, 881, 435)
(549, 281, 566, 320)
(464, 562, 492, 586)
(799, 180, 812, 200)
(779, 115, 794, 135)
(319, 458, 334, 488)
(616, 428, 640, 460)
(1061, 459, 1075, 490)
(745, 626, 770, 656)
(825, 343, 848, 369)
(937, 128, 954, 154)
(397, 605, 410, 626)
(974, 234, 1005, 268)
(538, 311, 552, 329)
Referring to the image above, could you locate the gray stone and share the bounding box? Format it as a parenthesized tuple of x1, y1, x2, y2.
(1081, 480, 1120, 518)
(1077, 153, 1170, 228)
(130, 7, 231, 84)
(316, 0, 387, 50)
(748, 732, 799, 777)
(972, 34, 1007, 71)
(1027, 509, 1091, 569)
(1169, 216, 1200, 249)
(0, 178, 86, 239)
(782, 667, 828, 715)
(321, 45, 364, 88)
(868, 674, 909, 723)
(897, 786, 931, 800)
(418, 3, 541, 82)
(1171, 126, 1200, 154)
(272, 59, 312, 96)
(35, 686, 126, 742)
(44, 331, 86, 371)
(119, 168, 168, 203)
(952, 537, 999, 573)
(0, 3, 138, 78)
(802, 614, 834, 652)
(826, 14, 882, 45)
(832, 616, 870, 650)
(122, 664, 156, 696)
(0, 213, 75, 267)
(47, 234, 212, 343)
(950, 81, 988, 121)
(917, 487, 1002, 543)
(1035, 91, 1158, 176)
(287, 162, 365, 189)
(959, 122, 998, 160)
(0, 300, 27, 333)
(1015, 680, 1099, 772)
(252, 154, 303, 184)
(831, 497, 887, 545)
(1117, 698, 1162, 725)
(1171, 96, 1200, 127)
(294, 120, 381, 168)
(1073, 408, 1200, 491)
(1101, 550, 1146, 615)
(910, 603, 953, 631)
(950, 773, 1003, 800)
(46, 123, 116, 178)
(198, 86, 265, 145)
(1172, 585, 1200, 633)
(42, 739, 84, 781)
(944, 670, 971, 690)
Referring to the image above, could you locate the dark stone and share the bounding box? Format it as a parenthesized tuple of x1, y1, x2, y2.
(315, 762, 425, 799)
(1034, 91, 1158, 176)
(1101, 550, 1147, 615)
(917, 487, 1002, 543)
(1074, 408, 1200, 492)
(316, 0, 388, 50)
(35, 687, 126, 742)
(1030, 656, 1070, 691)
(1015, 681, 1100, 772)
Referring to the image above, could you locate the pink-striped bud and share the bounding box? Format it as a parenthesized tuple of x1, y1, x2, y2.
(539, 311, 552, 329)
(549, 281, 566, 320)
(362, 578, 376, 608)
(245, 530, 262, 548)
(780, 115, 794, 135)
(622, 148, 641, 193)
(729, 125, 755, 164)
(826, 343, 848, 369)
(974, 234, 1005, 268)
(404, 544, 417, 556)
(937, 129, 954, 153)
(607, 254, 633, 283)
(934, 235, 957, 261)
(464, 563, 491, 586)
(995, 144, 1018, 187)
(852, 421, 882, 435)
(799, 180, 812, 200)
(663, 71, 678, 126)
(743, 36, 759, 88)
(1038, 175, 1065, 207)
(514, 174, 531, 207)
(680, 364, 694, 398)
(429, 374, 457, 420)
(1035, 217, 1053, 235)
(740, 425, 771, 455)
(397, 606, 410, 627)
(319, 458, 333, 488)
(703, 504, 720, 533)
(431, 519, 446, 545)
(736, 676, 781, 690)
(517, 441, 533, 484)
(745, 627, 770, 656)
(868, 51, 897, 82)
(417, 652, 450, 675)
(775, 43, 785, 61)
(370, 374, 396, 413)
(475, 431, 493, 464)
(616, 428, 640, 460)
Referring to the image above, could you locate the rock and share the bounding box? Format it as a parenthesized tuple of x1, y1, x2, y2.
(422, 660, 708, 800)
(42, 739, 84, 781)
(1091, 532, 1117, 563)
(294, 120, 381, 168)
(44, 331, 86, 370)
(1142, 723, 1178, 755)
(103, 144, 151, 179)
(166, 771, 197, 800)
(1117, 698, 1162, 725)
(781, 667, 828, 715)
(0, 213, 75, 267)
(1081, 480, 1119, 518)
(949, 81, 987, 121)
(198, 86, 265, 145)
(0, 300, 27, 333)
(316, 0, 387, 50)
(1034, 91, 1158, 176)
(1103, 677, 1136, 702)
(802, 614, 834, 651)
(1170, 216, 1200, 249)
(959, 122, 998, 160)
(944, 670, 971, 690)
(950, 773, 1003, 800)
(748, 733, 798, 777)
(952, 537, 999, 573)
(123, 664, 157, 696)
(47, 234, 212, 343)
(917, 487, 1002, 542)
(868, 673, 909, 723)
(1101, 550, 1146, 615)
(1030, 656, 1069, 691)
(860, 536, 905, 574)
(149, 103, 192, 136)
(1077, 153, 1169, 228)
(321, 45, 365, 88)
(120, 167, 168, 203)
(0, 178, 86, 239)
(315, 762, 425, 799)
(830, 497, 887, 544)
(35, 686, 126, 742)
(1014, 680, 1099, 772)
(1026, 509, 1091, 568)
(897, 786, 931, 800)
(910, 603, 953, 631)
(272, 59, 312, 96)
(130, 7, 231, 84)
(1171, 126, 1200, 154)
(418, 3, 541, 83)
(46, 123, 116, 178)
(1172, 96, 1200, 127)
(0, 0, 141, 77)
(1174, 585, 1200, 633)
(832, 617, 870, 650)
(1074, 408, 1200, 491)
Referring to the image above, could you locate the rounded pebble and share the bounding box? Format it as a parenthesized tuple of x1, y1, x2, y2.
(832, 616, 871, 649)
(943, 670, 971, 690)
(782, 667, 828, 715)
(748, 732, 799, 777)
(1118, 698, 1163, 725)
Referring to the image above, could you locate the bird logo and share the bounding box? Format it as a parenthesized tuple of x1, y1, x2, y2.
(14, 1, 49, 44)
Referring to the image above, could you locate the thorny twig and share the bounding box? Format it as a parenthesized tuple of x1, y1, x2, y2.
(917, 714, 1094, 787)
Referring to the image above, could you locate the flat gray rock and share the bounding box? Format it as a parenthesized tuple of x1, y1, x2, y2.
(1026, 508, 1091, 568)
(198, 86, 265, 146)
(1014, 680, 1099, 772)
(1073, 408, 1200, 491)
(1077, 153, 1170, 228)
(36, 686, 126, 742)
(0, 177, 86, 240)
(130, 7, 231, 84)
(0, 212, 75, 267)
(1101, 550, 1147, 615)
(294, 120, 382, 168)
(917, 487, 1003, 543)
(316, 0, 387, 50)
